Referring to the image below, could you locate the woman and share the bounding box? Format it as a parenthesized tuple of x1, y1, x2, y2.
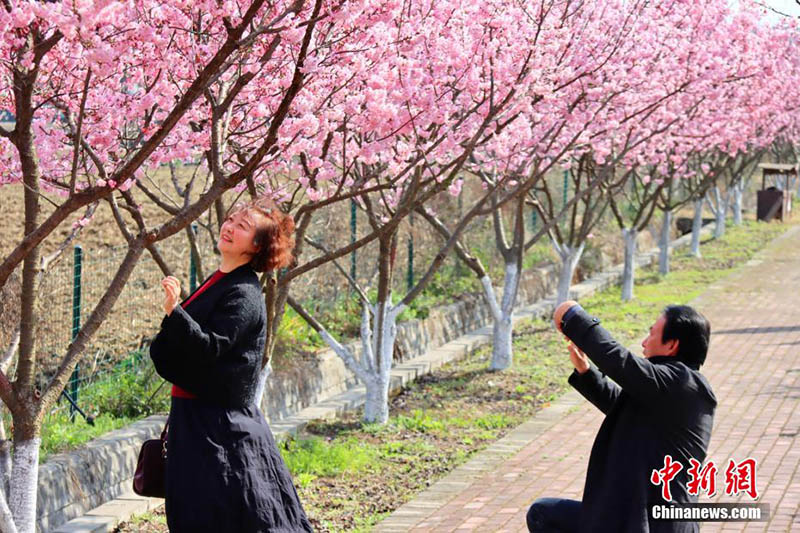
(149, 198, 314, 532)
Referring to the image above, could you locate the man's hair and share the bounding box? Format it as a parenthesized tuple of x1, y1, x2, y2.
(662, 305, 711, 368)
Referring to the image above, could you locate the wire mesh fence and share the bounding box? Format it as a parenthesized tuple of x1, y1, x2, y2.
(36, 235, 212, 420)
(0, 167, 570, 425)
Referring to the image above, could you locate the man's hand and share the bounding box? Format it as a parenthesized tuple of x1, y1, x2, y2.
(568, 342, 590, 374)
(553, 300, 579, 332)
(161, 276, 181, 316)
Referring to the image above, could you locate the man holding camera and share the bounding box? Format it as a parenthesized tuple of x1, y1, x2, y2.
(526, 301, 717, 533)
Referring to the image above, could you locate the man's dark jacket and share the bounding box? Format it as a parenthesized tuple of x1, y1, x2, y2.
(563, 308, 716, 533)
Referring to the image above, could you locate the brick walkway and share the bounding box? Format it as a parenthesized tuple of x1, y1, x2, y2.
(376, 225, 800, 533)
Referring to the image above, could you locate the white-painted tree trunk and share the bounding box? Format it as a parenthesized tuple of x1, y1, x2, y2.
(8, 439, 39, 533)
(363, 374, 391, 424)
(479, 276, 505, 370)
(691, 198, 703, 258)
(0, 441, 11, 499)
(0, 411, 11, 499)
(362, 300, 401, 423)
(732, 182, 744, 226)
(621, 228, 638, 301)
(712, 187, 727, 239)
(555, 243, 585, 306)
(0, 490, 17, 533)
(318, 299, 403, 424)
(481, 262, 521, 371)
(255, 360, 272, 412)
(659, 210, 672, 275)
(491, 318, 513, 371)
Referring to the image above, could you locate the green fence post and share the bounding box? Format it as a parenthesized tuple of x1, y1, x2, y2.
(350, 200, 357, 283)
(563, 170, 569, 210)
(190, 223, 198, 292)
(69, 245, 83, 422)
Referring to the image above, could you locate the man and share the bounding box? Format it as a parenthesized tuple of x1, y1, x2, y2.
(527, 301, 717, 533)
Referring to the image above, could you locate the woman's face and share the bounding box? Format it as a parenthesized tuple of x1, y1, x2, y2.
(218, 209, 261, 259)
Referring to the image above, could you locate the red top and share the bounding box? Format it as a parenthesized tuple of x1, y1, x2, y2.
(171, 270, 228, 399)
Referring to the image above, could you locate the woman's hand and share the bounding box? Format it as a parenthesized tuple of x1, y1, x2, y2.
(568, 342, 590, 374)
(161, 276, 181, 316)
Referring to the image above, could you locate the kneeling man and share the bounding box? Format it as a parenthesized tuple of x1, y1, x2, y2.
(527, 302, 716, 533)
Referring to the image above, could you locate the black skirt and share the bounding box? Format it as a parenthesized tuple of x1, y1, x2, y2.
(165, 397, 314, 532)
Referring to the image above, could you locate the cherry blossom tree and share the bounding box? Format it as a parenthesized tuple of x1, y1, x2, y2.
(418, 0, 701, 366)
(279, 0, 547, 422)
(0, 0, 354, 529)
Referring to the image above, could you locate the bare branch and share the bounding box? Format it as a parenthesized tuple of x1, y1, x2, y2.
(304, 237, 372, 308)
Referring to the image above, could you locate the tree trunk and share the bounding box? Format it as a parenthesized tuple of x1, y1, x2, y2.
(478, 275, 506, 370)
(363, 375, 390, 424)
(490, 317, 513, 371)
(621, 228, 637, 301)
(659, 209, 672, 275)
(732, 183, 744, 225)
(488, 262, 520, 371)
(691, 198, 703, 258)
(556, 243, 585, 306)
(713, 187, 726, 239)
(255, 360, 272, 412)
(362, 299, 399, 424)
(0, 494, 16, 533)
(309, 293, 401, 425)
(0, 410, 11, 498)
(8, 438, 39, 533)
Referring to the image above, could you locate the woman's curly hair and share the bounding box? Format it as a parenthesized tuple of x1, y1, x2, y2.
(229, 198, 295, 272)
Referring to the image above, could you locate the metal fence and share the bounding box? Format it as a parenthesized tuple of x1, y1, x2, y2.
(37, 237, 206, 421)
(1, 171, 567, 423)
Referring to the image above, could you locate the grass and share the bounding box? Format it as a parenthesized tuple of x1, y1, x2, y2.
(38, 351, 171, 462)
(40, 412, 135, 462)
(113, 218, 789, 532)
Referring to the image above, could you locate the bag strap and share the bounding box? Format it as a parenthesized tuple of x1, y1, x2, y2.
(160, 415, 169, 442)
(160, 415, 170, 458)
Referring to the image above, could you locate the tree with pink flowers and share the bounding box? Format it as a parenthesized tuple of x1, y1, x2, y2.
(282, 0, 545, 422)
(0, 0, 365, 529)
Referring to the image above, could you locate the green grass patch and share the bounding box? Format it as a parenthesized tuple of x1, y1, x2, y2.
(281, 436, 378, 488)
(39, 350, 170, 462)
(40, 411, 134, 462)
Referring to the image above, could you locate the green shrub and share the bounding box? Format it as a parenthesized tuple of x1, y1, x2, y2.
(81, 350, 171, 419)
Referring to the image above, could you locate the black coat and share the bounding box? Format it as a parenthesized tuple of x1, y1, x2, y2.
(150, 264, 313, 532)
(563, 308, 716, 533)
